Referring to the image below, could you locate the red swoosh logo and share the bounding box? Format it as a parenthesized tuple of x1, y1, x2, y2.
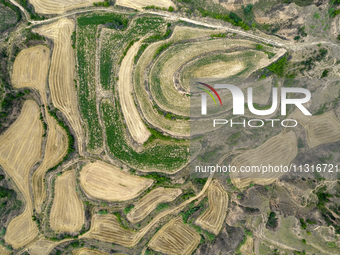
(198, 82, 223, 106)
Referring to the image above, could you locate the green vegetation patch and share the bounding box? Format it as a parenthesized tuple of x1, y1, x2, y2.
(99, 16, 167, 91)
(266, 211, 279, 230)
(17, 0, 45, 20)
(0, 172, 23, 232)
(175, 0, 250, 30)
(76, 14, 172, 152)
(268, 56, 288, 77)
(180, 198, 207, 223)
(77, 13, 128, 27)
(76, 24, 103, 151)
(101, 100, 188, 171)
(0, 1, 21, 32)
(76, 13, 131, 151)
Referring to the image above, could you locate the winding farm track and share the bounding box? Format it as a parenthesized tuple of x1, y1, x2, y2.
(6, 0, 340, 52)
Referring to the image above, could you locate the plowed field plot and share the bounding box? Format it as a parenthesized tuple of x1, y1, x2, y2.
(0, 100, 42, 248)
(50, 170, 84, 232)
(195, 180, 228, 235)
(79, 161, 153, 201)
(230, 131, 298, 189)
(148, 217, 201, 255)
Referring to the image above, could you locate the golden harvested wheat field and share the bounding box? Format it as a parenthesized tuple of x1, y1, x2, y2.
(33, 114, 68, 213)
(72, 248, 109, 255)
(81, 214, 141, 247)
(291, 110, 340, 148)
(79, 161, 153, 201)
(12, 45, 50, 103)
(11, 44, 69, 214)
(0, 245, 11, 255)
(50, 170, 85, 232)
(118, 38, 150, 144)
(230, 131, 298, 189)
(116, 0, 175, 11)
(148, 217, 201, 255)
(27, 237, 60, 255)
(195, 180, 228, 235)
(35, 18, 85, 155)
(0, 100, 42, 248)
(29, 0, 98, 14)
(127, 187, 182, 223)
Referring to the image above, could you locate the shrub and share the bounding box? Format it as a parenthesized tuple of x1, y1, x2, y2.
(266, 211, 278, 229)
(156, 203, 169, 212)
(124, 205, 134, 214)
(243, 4, 253, 15)
(268, 56, 287, 77)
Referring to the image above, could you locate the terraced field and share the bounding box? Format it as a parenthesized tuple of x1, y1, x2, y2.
(81, 214, 141, 247)
(79, 161, 153, 201)
(127, 187, 182, 223)
(148, 217, 201, 255)
(0, 100, 42, 248)
(33, 114, 68, 213)
(50, 170, 84, 232)
(2, 1, 340, 254)
(291, 110, 340, 148)
(134, 26, 284, 136)
(230, 131, 298, 189)
(29, 0, 98, 14)
(35, 18, 85, 156)
(195, 180, 228, 235)
(12, 44, 69, 214)
(117, 38, 151, 144)
(27, 237, 60, 255)
(12, 45, 50, 104)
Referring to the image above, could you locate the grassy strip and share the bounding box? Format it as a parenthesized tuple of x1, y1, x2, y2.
(134, 23, 172, 64)
(46, 107, 75, 174)
(124, 205, 134, 214)
(93, 0, 111, 7)
(143, 172, 171, 185)
(198, 9, 250, 30)
(154, 42, 172, 59)
(24, 29, 45, 44)
(268, 56, 287, 77)
(77, 13, 128, 27)
(76, 23, 104, 151)
(144, 127, 185, 146)
(259, 55, 288, 78)
(175, 0, 249, 30)
(118, 39, 139, 64)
